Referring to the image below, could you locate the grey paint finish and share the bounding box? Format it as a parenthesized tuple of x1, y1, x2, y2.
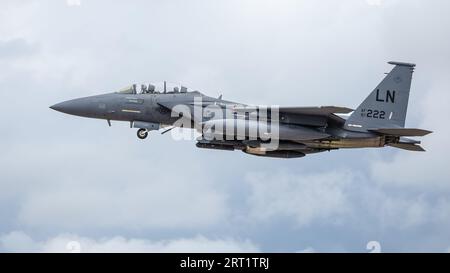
(345, 62, 415, 131)
(50, 62, 431, 158)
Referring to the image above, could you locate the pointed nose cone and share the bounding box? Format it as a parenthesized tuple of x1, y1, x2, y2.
(50, 97, 93, 117)
(49, 102, 66, 112)
(50, 94, 113, 119)
(50, 100, 77, 115)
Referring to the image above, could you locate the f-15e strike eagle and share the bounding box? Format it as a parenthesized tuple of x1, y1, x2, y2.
(51, 61, 431, 158)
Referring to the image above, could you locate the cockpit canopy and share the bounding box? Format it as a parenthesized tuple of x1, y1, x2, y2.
(116, 82, 197, 95)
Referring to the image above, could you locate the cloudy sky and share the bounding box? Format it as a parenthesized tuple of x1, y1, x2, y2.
(0, 0, 449, 252)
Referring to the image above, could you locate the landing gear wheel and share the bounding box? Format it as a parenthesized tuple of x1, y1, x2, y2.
(137, 128, 148, 139)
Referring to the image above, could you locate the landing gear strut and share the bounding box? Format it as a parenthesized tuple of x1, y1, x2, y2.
(137, 128, 148, 139)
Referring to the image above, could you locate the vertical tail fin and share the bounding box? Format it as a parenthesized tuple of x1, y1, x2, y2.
(344, 61, 416, 132)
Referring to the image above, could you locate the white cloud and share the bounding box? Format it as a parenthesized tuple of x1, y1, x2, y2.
(365, 0, 382, 6)
(296, 247, 315, 253)
(0, 231, 39, 252)
(0, 231, 259, 253)
(245, 170, 353, 227)
(370, 78, 450, 191)
(1, 0, 450, 252)
(244, 167, 450, 232)
(66, 0, 81, 7)
(1, 140, 230, 231)
(371, 194, 450, 229)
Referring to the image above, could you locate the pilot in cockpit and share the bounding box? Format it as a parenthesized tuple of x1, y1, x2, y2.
(141, 84, 147, 94)
(140, 84, 157, 94)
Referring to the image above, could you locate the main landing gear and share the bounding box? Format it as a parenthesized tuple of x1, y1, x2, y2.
(137, 128, 149, 139)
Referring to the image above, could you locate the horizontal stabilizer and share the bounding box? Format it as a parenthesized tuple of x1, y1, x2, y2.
(387, 143, 426, 152)
(369, 128, 432, 137)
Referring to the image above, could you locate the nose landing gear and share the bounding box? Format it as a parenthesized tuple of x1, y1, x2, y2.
(137, 128, 149, 139)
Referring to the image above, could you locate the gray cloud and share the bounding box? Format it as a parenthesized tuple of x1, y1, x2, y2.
(0, 38, 37, 60)
(244, 170, 353, 227)
(0, 0, 449, 252)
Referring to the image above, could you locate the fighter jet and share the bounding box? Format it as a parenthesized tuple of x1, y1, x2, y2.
(50, 61, 432, 158)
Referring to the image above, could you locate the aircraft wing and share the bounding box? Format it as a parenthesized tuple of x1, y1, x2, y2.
(159, 101, 354, 127)
(234, 106, 353, 115)
(273, 106, 354, 116)
(234, 106, 353, 127)
(160, 101, 353, 117)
